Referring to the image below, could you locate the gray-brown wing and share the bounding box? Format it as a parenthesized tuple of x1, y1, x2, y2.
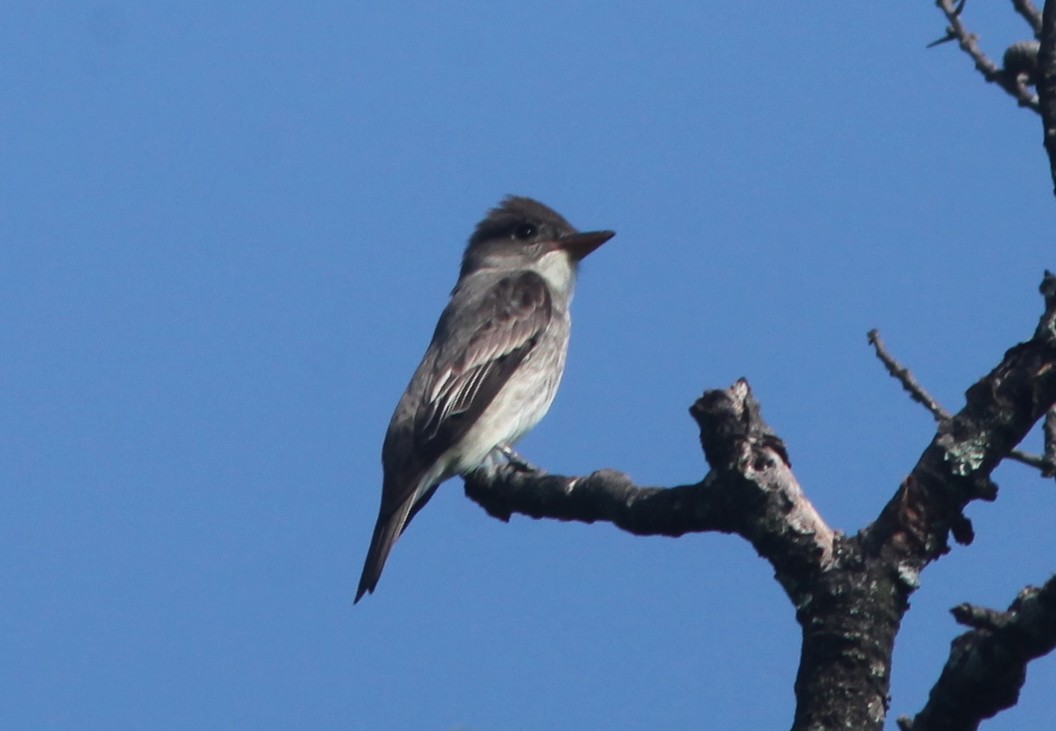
(414, 270, 553, 461)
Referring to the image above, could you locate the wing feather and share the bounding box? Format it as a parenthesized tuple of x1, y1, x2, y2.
(415, 270, 552, 456)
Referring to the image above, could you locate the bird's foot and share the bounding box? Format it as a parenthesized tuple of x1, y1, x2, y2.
(495, 444, 542, 473)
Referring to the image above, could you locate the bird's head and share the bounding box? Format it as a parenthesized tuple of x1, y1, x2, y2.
(459, 197, 614, 289)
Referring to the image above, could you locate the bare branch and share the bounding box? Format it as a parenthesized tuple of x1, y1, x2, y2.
(868, 329, 951, 421)
(868, 328, 1053, 475)
(464, 378, 835, 575)
(933, 0, 1041, 111)
(1012, 0, 1044, 35)
(864, 272, 1056, 566)
(898, 575, 1056, 731)
(1038, 0, 1056, 196)
(1006, 448, 1054, 471)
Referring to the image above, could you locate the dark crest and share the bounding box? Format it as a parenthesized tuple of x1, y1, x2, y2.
(468, 196, 576, 248)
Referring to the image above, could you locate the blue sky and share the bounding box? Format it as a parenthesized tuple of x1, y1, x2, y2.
(2, 3, 1054, 729)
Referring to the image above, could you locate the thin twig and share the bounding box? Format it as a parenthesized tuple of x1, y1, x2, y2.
(867, 329, 1054, 475)
(1012, 0, 1044, 35)
(1006, 448, 1052, 470)
(867, 329, 951, 421)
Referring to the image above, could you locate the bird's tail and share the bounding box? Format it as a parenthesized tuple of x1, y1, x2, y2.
(355, 498, 413, 603)
(356, 464, 447, 603)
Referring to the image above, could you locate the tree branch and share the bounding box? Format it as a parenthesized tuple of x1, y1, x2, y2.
(933, 0, 1041, 111)
(1013, 0, 1044, 34)
(868, 329, 951, 421)
(863, 274, 1056, 569)
(464, 273, 1056, 730)
(1038, 0, 1056, 196)
(898, 575, 1056, 731)
(464, 379, 836, 579)
(867, 328, 1056, 476)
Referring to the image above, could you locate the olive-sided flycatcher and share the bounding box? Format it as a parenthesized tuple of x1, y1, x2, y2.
(355, 196, 614, 602)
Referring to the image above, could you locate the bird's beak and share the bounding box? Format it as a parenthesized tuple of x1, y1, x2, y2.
(556, 230, 615, 261)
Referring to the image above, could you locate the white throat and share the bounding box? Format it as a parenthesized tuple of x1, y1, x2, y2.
(532, 249, 577, 302)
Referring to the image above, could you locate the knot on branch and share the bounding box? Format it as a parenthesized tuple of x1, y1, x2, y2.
(689, 379, 834, 571)
(1003, 40, 1040, 85)
(690, 378, 790, 470)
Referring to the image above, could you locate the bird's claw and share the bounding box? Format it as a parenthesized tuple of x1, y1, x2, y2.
(496, 444, 542, 473)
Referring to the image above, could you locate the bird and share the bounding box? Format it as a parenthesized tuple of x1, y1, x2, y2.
(355, 196, 614, 602)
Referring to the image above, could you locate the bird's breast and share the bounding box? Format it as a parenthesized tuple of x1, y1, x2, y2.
(448, 313, 571, 474)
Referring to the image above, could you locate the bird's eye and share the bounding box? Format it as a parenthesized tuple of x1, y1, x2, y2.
(514, 223, 536, 240)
